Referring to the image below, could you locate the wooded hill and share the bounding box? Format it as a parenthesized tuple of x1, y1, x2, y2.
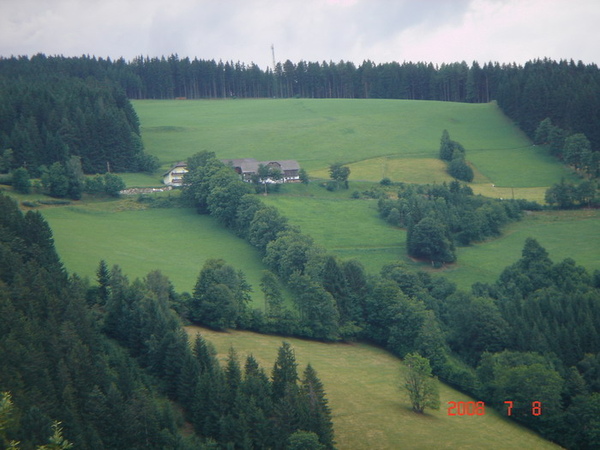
(1, 54, 599, 152)
(0, 57, 157, 175)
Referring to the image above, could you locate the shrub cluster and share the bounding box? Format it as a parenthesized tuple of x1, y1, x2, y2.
(378, 181, 526, 263)
(439, 130, 474, 182)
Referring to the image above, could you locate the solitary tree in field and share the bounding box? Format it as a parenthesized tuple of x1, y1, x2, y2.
(403, 353, 440, 414)
(329, 163, 350, 189)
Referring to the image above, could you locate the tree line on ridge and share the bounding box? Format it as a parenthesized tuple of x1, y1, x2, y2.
(1, 54, 599, 152)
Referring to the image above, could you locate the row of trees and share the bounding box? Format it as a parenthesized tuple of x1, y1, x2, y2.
(545, 178, 598, 209)
(439, 130, 474, 182)
(535, 118, 600, 178)
(8, 161, 126, 199)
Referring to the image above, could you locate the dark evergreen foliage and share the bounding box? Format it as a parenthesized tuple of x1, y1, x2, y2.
(0, 55, 155, 174)
(0, 194, 182, 448)
(379, 181, 525, 262)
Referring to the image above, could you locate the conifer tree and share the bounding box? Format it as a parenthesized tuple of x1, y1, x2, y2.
(96, 260, 110, 305)
(301, 364, 335, 448)
(193, 333, 218, 374)
(224, 347, 242, 411)
(11, 167, 31, 194)
(272, 342, 299, 401)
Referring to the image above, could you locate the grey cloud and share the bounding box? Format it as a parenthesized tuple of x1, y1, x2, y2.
(0, 0, 598, 67)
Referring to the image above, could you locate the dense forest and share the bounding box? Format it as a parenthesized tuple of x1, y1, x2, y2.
(0, 57, 157, 175)
(0, 193, 334, 449)
(181, 152, 600, 449)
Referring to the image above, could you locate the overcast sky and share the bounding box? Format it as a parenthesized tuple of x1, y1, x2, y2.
(1, 0, 598, 70)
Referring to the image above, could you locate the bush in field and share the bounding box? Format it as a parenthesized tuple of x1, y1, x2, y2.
(103, 173, 126, 197)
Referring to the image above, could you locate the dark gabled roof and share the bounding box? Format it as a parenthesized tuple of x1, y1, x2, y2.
(222, 158, 259, 173)
(267, 160, 300, 171)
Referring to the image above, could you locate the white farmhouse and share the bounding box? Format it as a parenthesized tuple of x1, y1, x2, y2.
(163, 162, 188, 186)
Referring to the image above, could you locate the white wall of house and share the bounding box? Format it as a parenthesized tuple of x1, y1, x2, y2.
(163, 167, 188, 186)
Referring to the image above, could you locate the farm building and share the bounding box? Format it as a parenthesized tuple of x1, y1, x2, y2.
(163, 162, 188, 186)
(164, 158, 301, 186)
(222, 158, 301, 183)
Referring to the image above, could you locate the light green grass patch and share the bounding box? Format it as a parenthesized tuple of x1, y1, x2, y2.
(262, 193, 404, 274)
(433, 209, 600, 290)
(42, 206, 268, 298)
(467, 145, 573, 188)
(470, 185, 549, 203)
(186, 326, 560, 450)
(118, 172, 165, 188)
(311, 157, 455, 184)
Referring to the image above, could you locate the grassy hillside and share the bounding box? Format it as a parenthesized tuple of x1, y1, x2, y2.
(133, 99, 575, 198)
(41, 201, 268, 298)
(262, 183, 599, 288)
(185, 325, 560, 450)
(439, 208, 600, 288)
(28, 98, 596, 294)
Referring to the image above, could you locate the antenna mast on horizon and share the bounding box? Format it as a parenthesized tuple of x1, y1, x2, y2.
(271, 44, 276, 71)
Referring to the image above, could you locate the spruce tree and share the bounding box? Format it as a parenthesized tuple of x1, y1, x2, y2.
(96, 260, 110, 305)
(272, 342, 299, 401)
(301, 364, 335, 448)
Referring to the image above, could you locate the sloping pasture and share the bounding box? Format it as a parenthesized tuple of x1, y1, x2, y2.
(41, 203, 268, 298)
(186, 325, 561, 450)
(133, 98, 575, 194)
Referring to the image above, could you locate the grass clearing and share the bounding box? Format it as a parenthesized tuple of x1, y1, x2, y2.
(41, 204, 268, 298)
(185, 325, 560, 450)
(435, 209, 600, 289)
(262, 185, 405, 274)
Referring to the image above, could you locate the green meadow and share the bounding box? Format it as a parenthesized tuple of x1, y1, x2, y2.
(186, 325, 560, 450)
(41, 202, 267, 298)
(262, 184, 599, 289)
(134, 98, 575, 198)
(33, 98, 595, 296)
